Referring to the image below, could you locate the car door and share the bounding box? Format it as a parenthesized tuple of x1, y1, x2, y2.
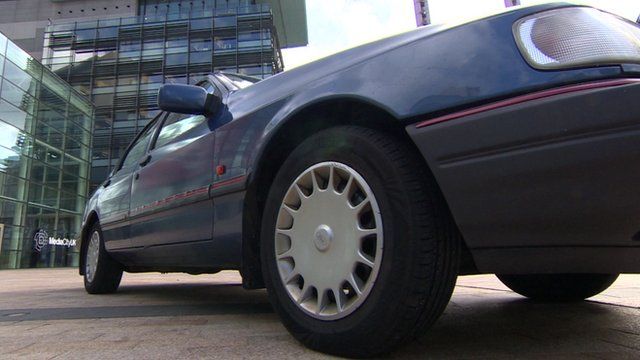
(128, 88, 217, 253)
(99, 119, 159, 251)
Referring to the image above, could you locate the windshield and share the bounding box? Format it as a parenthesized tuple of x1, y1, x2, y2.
(220, 73, 261, 89)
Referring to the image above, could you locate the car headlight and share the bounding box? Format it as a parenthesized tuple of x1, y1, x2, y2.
(514, 7, 640, 70)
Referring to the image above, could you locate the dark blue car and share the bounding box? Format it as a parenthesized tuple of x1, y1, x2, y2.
(78, 4, 640, 357)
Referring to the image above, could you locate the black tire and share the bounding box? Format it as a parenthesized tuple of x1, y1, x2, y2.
(496, 273, 619, 301)
(83, 223, 123, 294)
(260, 126, 460, 357)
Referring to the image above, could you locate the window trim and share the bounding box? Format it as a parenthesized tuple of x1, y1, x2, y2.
(216, 72, 260, 91)
(207, 75, 229, 97)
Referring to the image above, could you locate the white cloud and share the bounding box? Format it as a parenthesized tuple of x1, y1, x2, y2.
(281, 0, 415, 70)
(520, 0, 639, 20)
(282, 0, 640, 70)
(428, 0, 506, 24)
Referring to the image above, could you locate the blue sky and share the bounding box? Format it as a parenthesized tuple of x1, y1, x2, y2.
(281, 0, 640, 70)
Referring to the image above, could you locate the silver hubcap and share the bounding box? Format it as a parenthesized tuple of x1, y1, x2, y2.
(85, 231, 100, 283)
(275, 161, 383, 320)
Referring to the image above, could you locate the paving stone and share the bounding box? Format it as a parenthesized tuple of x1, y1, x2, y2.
(0, 269, 637, 358)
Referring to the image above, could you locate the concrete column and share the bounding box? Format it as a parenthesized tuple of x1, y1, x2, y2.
(8, 157, 29, 269)
(414, 0, 430, 27)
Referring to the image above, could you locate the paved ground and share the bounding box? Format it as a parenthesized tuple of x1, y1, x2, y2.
(0, 269, 638, 359)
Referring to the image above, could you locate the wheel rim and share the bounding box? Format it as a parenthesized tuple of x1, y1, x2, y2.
(85, 231, 100, 283)
(274, 161, 383, 320)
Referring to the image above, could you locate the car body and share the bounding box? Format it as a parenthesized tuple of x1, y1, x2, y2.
(78, 3, 640, 356)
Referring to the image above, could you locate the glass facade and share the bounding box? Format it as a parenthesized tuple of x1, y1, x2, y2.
(43, 2, 282, 188)
(0, 32, 94, 269)
(138, 0, 255, 16)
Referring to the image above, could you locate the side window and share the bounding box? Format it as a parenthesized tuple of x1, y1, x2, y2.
(154, 113, 207, 149)
(120, 125, 155, 169)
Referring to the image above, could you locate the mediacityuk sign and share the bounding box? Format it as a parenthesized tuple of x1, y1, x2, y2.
(33, 229, 77, 252)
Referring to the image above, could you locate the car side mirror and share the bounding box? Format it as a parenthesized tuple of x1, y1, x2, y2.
(157, 84, 221, 116)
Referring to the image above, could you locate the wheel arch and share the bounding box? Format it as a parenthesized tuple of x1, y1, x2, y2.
(240, 97, 477, 288)
(78, 211, 100, 275)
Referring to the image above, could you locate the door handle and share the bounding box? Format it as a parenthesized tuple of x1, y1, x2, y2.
(134, 172, 140, 180)
(139, 154, 152, 167)
(103, 179, 111, 188)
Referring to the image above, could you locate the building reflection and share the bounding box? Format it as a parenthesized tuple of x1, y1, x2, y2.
(0, 33, 94, 269)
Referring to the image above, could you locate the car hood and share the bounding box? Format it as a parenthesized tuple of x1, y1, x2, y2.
(227, 22, 449, 113)
(226, 2, 615, 123)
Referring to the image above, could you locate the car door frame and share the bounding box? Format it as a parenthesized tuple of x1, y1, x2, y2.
(98, 113, 165, 251)
(124, 79, 230, 267)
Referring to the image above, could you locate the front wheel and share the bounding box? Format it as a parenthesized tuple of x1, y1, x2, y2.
(496, 273, 619, 301)
(83, 223, 123, 294)
(260, 126, 460, 357)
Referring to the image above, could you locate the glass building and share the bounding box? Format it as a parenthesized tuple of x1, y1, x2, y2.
(0, 32, 94, 269)
(42, 1, 283, 187)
